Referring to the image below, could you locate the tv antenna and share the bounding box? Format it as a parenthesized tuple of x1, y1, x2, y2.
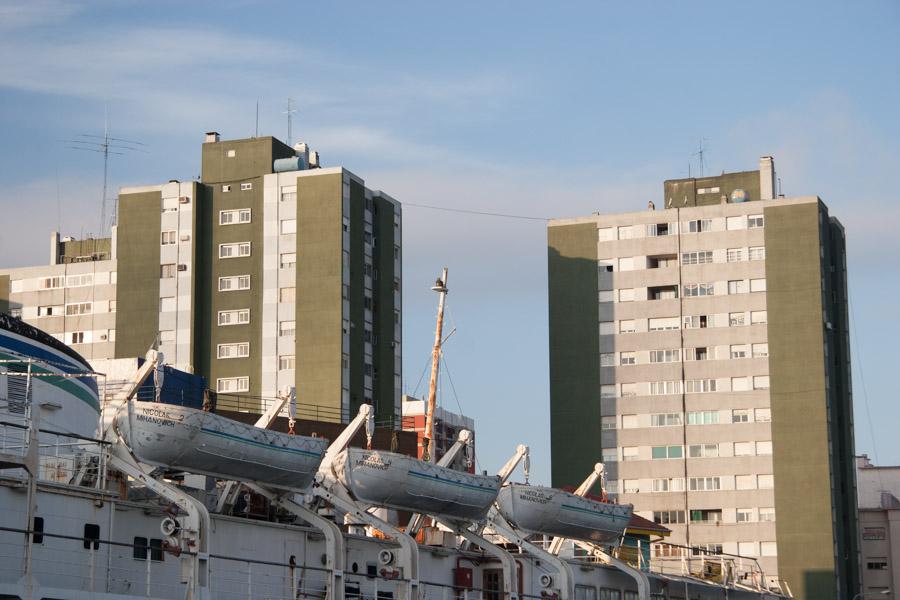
(692, 138, 708, 178)
(283, 98, 297, 146)
(62, 108, 146, 237)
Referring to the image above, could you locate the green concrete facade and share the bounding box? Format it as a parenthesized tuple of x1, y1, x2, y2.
(547, 221, 602, 490)
(763, 201, 858, 600)
(295, 171, 345, 422)
(0, 275, 9, 314)
(664, 170, 761, 208)
(58, 237, 112, 263)
(115, 189, 162, 358)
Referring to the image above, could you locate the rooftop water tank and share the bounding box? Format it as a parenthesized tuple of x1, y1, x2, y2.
(274, 156, 307, 173)
(730, 188, 749, 203)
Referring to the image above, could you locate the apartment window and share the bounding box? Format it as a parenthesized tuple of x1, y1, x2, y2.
(222, 184, 231, 192)
(216, 377, 249, 393)
(750, 278, 767, 293)
(69, 331, 87, 344)
(685, 219, 712, 233)
(649, 380, 681, 395)
(606, 481, 618, 495)
(619, 351, 636, 365)
(9, 308, 22, 318)
(692, 544, 723, 556)
(279, 355, 296, 370)
(651, 413, 682, 427)
(749, 246, 765, 260)
(759, 508, 776, 522)
(65, 302, 92, 316)
(600, 385, 617, 399)
(696, 186, 720, 195)
(66, 273, 94, 287)
(727, 248, 744, 263)
(653, 510, 685, 525)
(620, 383, 638, 397)
(736, 508, 755, 523)
(751, 310, 768, 324)
(619, 320, 636, 334)
(648, 254, 677, 268)
(758, 474, 774, 489)
(617, 225, 634, 240)
(648, 285, 678, 300)
(754, 375, 770, 390)
(729, 312, 746, 326)
(601, 416, 618, 430)
(652, 445, 683, 460)
(760, 542, 777, 557)
(600, 353, 616, 367)
(160, 263, 176, 278)
(728, 280, 747, 295)
(683, 314, 710, 329)
(39, 276, 64, 289)
(732, 409, 752, 423)
(755, 408, 771, 422)
(690, 509, 722, 523)
(161, 197, 178, 213)
(647, 222, 673, 236)
(219, 208, 251, 225)
(160, 296, 176, 312)
(161, 230, 176, 245)
(159, 330, 175, 343)
(748, 214, 764, 229)
(689, 444, 719, 458)
(685, 378, 717, 393)
(280, 252, 296, 269)
(602, 448, 618, 463)
(650, 349, 680, 363)
(686, 346, 713, 361)
(598, 290, 614, 303)
(217, 342, 250, 359)
(279, 321, 295, 338)
(689, 477, 721, 491)
(218, 309, 250, 326)
(687, 411, 718, 425)
(281, 219, 297, 234)
(622, 480, 639, 494)
(648, 317, 679, 331)
(738, 542, 758, 557)
(618, 257, 634, 271)
(240, 182, 252, 191)
(618, 288, 634, 302)
(730, 344, 749, 359)
(731, 377, 750, 392)
(682, 250, 713, 265)
(683, 283, 714, 297)
(279, 287, 296, 303)
(726, 216, 745, 230)
(734, 441, 755, 456)
(622, 446, 639, 461)
(751, 343, 769, 358)
(735, 475, 756, 490)
(218, 275, 250, 291)
(598, 227, 616, 241)
(219, 242, 251, 258)
(757, 441, 773, 455)
(652, 478, 684, 492)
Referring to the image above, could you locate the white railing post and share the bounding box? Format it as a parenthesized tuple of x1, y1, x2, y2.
(146, 554, 152, 597)
(89, 545, 95, 592)
(247, 561, 252, 600)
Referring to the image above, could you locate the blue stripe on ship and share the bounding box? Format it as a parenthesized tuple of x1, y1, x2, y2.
(0, 348, 100, 413)
(408, 470, 498, 493)
(0, 331, 98, 396)
(199, 427, 323, 458)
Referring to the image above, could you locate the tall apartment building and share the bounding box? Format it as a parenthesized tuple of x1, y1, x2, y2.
(0, 133, 402, 426)
(548, 157, 858, 600)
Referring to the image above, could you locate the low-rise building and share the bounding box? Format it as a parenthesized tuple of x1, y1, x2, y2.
(857, 455, 900, 598)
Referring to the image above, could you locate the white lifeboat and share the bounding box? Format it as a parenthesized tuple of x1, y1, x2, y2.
(496, 483, 633, 544)
(115, 401, 328, 490)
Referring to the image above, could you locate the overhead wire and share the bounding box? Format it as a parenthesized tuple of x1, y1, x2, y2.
(403, 202, 550, 222)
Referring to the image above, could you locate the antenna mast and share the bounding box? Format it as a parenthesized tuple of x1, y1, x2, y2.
(692, 138, 708, 178)
(283, 98, 297, 146)
(423, 268, 449, 463)
(63, 110, 146, 237)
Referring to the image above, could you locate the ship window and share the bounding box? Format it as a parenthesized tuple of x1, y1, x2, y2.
(149, 538, 164, 561)
(133, 536, 148, 560)
(599, 589, 621, 600)
(575, 586, 597, 600)
(33, 517, 44, 544)
(83, 523, 100, 550)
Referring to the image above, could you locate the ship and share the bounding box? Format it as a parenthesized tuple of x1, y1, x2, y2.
(0, 283, 791, 600)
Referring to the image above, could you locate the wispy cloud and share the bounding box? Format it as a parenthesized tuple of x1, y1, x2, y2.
(0, 0, 83, 31)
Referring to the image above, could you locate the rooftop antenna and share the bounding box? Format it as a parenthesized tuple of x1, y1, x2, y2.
(283, 98, 297, 146)
(692, 138, 708, 178)
(62, 105, 147, 237)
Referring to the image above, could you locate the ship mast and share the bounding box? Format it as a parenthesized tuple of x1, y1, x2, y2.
(423, 268, 448, 462)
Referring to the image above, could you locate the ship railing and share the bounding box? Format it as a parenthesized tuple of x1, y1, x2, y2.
(0, 420, 108, 488)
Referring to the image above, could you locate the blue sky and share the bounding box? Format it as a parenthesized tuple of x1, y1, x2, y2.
(1, 0, 898, 483)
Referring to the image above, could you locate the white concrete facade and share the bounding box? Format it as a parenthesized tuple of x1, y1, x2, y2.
(857, 455, 900, 598)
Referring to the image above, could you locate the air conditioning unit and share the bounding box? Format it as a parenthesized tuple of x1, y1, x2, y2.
(177, 264, 188, 272)
(180, 234, 191, 241)
(178, 196, 190, 204)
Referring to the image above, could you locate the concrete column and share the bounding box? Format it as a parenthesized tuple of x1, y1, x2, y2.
(760, 156, 776, 200)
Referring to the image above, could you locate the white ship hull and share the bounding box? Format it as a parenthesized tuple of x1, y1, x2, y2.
(115, 401, 328, 489)
(335, 447, 501, 521)
(496, 483, 633, 544)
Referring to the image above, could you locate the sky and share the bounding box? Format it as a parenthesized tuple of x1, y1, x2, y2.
(1, 0, 898, 484)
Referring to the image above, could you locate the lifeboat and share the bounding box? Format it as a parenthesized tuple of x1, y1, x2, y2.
(115, 401, 328, 490)
(496, 483, 633, 544)
(334, 447, 501, 521)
